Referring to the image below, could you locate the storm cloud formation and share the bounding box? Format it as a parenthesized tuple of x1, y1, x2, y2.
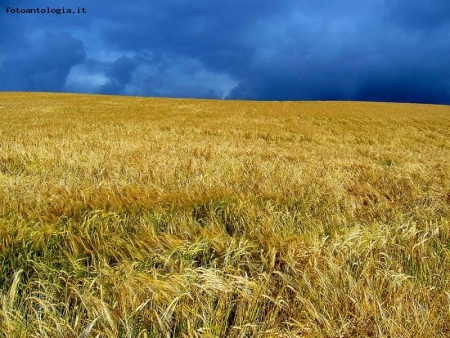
(0, 32, 85, 91)
(1, 0, 449, 103)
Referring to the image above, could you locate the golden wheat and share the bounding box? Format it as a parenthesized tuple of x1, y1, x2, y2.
(0, 92, 449, 337)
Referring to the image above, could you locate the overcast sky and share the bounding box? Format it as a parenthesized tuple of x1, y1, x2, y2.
(1, 0, 450, 103)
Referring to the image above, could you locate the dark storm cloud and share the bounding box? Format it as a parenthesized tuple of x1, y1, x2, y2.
(93, 0, 292, 74)
(1, 0, 449, 103)
(99, 56, 138, 94)
(386, 0, 450, 31)
(228, 16, 450, 104)
(0, 32, 85, 92)
(0, 17, 27, 54)
(225, 0, 450, 103)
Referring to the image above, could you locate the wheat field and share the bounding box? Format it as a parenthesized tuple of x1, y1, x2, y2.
(0, 92, 449, 337)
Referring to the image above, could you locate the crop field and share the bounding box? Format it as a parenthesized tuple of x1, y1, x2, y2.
(0, 92, 450, 337)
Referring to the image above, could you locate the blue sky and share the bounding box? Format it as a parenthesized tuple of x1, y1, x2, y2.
(1, 0, 450, 103)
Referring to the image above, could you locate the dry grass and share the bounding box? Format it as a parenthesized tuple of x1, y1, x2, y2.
(0, 92, 449, 337)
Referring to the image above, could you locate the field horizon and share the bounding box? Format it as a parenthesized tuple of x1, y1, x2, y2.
(1, 92, 450, 337)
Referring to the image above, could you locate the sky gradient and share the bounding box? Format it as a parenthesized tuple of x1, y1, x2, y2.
(1, 0, 450, 103)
